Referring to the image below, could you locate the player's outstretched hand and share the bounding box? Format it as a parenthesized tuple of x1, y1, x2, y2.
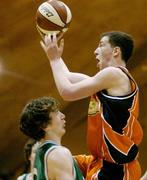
(40, 33, 64, 61)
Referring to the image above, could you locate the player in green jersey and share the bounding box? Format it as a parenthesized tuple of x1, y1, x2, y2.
(20, 97, 84, 180)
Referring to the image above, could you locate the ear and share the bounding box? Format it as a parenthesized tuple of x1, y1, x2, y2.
(113, 47, 121, 57)
(43, 123, 52, 132)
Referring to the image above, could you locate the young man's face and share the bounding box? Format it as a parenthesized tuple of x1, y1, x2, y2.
(48, 111, 66, 136)
(94, 36, 114, 70)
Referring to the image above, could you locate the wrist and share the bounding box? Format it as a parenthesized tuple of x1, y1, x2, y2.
(49, 58, 60, 65)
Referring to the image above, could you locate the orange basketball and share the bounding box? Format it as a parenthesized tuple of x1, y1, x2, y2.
(36, 0, 72, 37)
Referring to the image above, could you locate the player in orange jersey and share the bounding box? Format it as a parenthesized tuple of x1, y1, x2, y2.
(41, 31, 143, 179)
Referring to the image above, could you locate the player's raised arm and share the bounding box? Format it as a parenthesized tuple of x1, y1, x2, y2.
(41, 34, 124, 101)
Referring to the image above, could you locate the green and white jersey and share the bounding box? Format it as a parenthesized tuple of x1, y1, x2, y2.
(33, 141, 84, 180)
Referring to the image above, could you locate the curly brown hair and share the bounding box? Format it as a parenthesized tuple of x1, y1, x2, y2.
(20, 97, 59, 140)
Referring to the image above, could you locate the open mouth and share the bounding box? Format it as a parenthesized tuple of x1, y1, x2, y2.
(96, 57, 100, 62)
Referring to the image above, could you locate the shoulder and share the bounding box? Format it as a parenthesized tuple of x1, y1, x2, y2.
(95, 66, 128, 82)
(93, 67, 122, 84)
(97, 66, 123, 76)
(46, 146, 73, 167)
(46, 146, 75, 179)
(47, 146, 72, 158)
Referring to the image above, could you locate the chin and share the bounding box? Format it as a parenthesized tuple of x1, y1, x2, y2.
(97, 62, 100, 68)
(97, 63, 102, 70)
(62, 129, 66, 135)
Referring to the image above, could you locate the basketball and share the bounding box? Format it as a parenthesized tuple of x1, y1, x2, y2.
(36, 0, 72, 37)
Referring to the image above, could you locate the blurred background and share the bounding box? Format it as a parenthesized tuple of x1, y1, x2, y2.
(0, 0, 147, 179)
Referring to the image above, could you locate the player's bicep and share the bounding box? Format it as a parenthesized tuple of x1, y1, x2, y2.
(67, 72, 90, 83)
(62, 67, 120, 101)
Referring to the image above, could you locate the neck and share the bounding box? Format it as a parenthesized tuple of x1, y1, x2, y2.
(108, 58, 126, 68)
(40, 134, 62, 145)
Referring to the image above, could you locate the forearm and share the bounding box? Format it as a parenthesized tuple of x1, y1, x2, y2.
(50, 59, 72, 97)
(58, 58, 70, 74)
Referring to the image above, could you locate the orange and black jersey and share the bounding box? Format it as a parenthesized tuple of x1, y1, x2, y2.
(87, 67, 143, 165)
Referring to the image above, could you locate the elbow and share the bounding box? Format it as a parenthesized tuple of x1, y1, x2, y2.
(60, 88, 75, 101)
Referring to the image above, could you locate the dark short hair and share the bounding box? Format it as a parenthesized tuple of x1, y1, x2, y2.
(100, 31, 134, 62)
(20, 97, 59, 140)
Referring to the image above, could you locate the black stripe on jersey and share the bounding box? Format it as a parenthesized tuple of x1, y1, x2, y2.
(98, 92, 135, 134)
(104, 135, 138, 164)
(98, 160, 124, 180)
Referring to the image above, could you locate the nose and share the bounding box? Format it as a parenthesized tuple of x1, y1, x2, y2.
(94, 48, 98, 55)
